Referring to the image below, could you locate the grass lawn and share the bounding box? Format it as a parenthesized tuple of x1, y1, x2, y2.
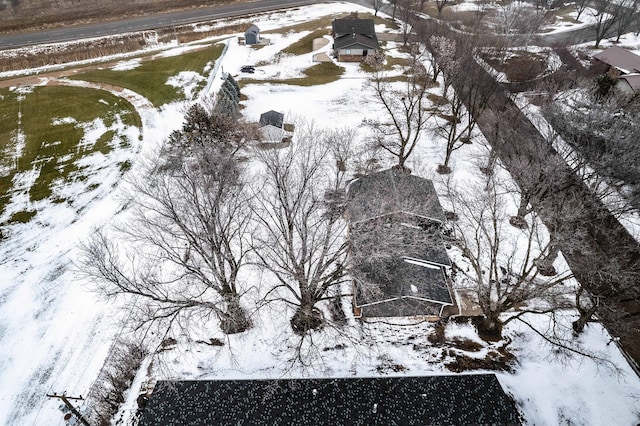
(281, 29, 330, 55)
(241, 62, 345, 87)
(0, 85, 141, 223)
(72, 43, 224, 106)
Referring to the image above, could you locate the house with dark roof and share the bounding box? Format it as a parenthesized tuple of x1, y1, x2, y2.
(593, 46, 640, 94)
(245, 24, 261, 45)
(138, 375, 521, 425)
(331, 15, 380, 62)
(346, 168, 454, 320)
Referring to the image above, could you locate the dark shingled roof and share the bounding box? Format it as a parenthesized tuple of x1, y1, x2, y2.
(332, 17, 376, 38)
(347, 169, 445, 224)
(259, 110, 284, 127)
(334, 33, 380, 50)
(350, 214, 451, 268)
(353, 257, 452, 308)
(139, 375, 521, 426)
(332, 17, 379, 51)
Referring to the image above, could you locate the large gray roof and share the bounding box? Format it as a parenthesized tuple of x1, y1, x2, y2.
(594, 46, 640, 73)
(334, 33, 380, 51)
(347, 168, 445, 224)
(139, 375, 521, 425)
(353, 257, 453, 309)
(332, 17, 379, 51)
(332, 17, 376, 37)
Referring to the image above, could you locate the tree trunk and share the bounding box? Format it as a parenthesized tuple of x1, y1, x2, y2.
(290, 303, 324, 335)
(572, 288, 598, 334)
(219, 295, 252, 334)
(479, 312, 503, 338)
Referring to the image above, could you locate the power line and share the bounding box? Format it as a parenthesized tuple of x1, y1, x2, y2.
(45, 393, 90, 426)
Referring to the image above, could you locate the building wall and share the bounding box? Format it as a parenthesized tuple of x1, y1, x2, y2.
(337, 49, 374, 62)
(246, 33, 259, 44)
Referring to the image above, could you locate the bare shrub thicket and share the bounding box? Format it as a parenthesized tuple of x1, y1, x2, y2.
(86, 339, 148, 426)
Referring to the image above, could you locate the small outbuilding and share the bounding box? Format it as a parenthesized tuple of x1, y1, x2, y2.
(139, 375, 521, 425)
(259, 110, 284, 128)
(258, 110, 293, 146)
(245, 24, 261, 45)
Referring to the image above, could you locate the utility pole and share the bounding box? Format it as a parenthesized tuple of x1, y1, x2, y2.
(46, 393, 91, 426)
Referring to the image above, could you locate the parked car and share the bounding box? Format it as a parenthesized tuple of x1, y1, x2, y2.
(240, 65, 255, 73)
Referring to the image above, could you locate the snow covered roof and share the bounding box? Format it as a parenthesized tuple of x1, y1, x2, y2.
(139, 375, 521, 425)
(593, 46, 640, 74)
(347, 168, 446, 224)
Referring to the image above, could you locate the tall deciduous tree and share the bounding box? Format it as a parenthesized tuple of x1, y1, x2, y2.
(251, 124, 350, 335)
(79, 106, 257, 335)
(364, 47, 432, 171)
(446, 169, 574, 336)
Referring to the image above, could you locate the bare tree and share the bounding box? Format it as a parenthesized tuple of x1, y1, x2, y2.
(251, 124, 350, 335)
(497, 1, 547, 35)
(572, 0, 590, 21)
(542, 90, 640, 216)
(364, 46, 433, 171)
(435, 0, 452, 16)
(370, 0, 384, 17)
(614, 0, 639, 42)
(427, 34, 497, 173)
(591, 0, 619, 48)
(396, 0, 419, 45)
(446, 170, 574, 336)
(79, 107, 257, 335)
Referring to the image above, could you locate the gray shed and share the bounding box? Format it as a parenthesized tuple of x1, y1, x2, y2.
(245, 24, 260, 45)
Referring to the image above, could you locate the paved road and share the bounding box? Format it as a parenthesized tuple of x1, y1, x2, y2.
(0, 0, 321, 50)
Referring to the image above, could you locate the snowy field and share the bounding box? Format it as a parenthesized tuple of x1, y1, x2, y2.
(0, 2, 639, 425)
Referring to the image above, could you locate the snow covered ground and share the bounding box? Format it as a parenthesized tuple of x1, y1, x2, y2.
(0, 2, 639, 425)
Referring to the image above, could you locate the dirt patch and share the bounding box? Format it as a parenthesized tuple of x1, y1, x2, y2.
(482, 50, 548, 83)
(449, 337, 484, 352)
(445, 348, 515, 373)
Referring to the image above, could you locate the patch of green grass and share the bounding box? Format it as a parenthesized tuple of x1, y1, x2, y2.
(119, 160, 132, 174)
(241, 62, 345, 87)
(0, 85, 141, 221)
(9, 210, 36, 224)
(281, 30, 329, 55)
(72, 44, 224, 106)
